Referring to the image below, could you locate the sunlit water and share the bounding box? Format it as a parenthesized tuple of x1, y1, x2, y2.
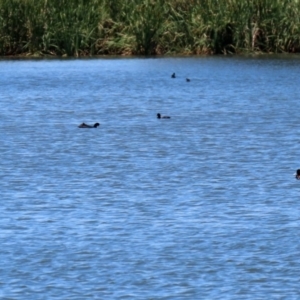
(1, 56, 300, 299)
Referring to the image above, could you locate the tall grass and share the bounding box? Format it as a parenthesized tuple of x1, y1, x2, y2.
(1, 0, 300, 56)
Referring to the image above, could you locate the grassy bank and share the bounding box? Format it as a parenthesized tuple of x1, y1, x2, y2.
(1, 0, 300, 56)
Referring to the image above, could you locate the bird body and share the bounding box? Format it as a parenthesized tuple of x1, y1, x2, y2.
(78, 122, 100, 128)
(157, 113, 171, 119)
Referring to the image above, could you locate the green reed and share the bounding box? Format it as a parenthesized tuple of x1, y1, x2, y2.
(1, 0, 300, 56)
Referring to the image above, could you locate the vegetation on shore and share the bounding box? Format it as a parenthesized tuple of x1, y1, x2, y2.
(1, 0, 300, 57)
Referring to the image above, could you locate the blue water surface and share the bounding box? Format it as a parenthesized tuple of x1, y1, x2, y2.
(1, 55, 300, 299)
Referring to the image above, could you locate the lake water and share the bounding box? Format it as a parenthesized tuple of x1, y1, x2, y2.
(1, 55, 300, 299)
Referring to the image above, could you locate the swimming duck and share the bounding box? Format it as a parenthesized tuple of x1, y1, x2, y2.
(186, 78, 190, 82)
(157, 113, 171, 119)
(171, 73, 176, 78)
(295, 169, 300, 180)
(78, 122, 100, 128)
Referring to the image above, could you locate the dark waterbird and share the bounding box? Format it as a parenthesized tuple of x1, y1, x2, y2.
(78, 122, 100, 128)
(295, 169, 300, 179)
(171, 73, 176, 78)
(157, 113, 171, 119)
(186, 78, 190, 82)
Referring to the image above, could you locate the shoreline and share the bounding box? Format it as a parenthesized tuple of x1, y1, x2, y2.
(2, 52, 300, 60)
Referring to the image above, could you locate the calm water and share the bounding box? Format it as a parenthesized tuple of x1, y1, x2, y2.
(1, 56, 300, 299)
